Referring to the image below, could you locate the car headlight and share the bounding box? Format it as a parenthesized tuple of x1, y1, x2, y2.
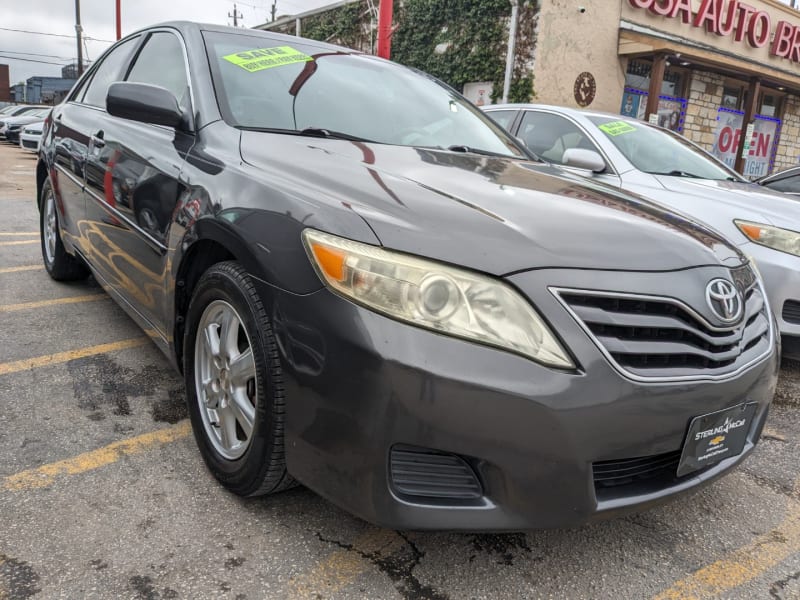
(735, 220, 800, 257)
(302, 229, 574, 368)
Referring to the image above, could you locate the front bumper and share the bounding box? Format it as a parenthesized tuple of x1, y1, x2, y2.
(744, 241, 800, 346)
(260, 267, 778, 531)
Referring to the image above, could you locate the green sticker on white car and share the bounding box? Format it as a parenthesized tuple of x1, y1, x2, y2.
(598, 121, 637, 136)
(222, 46, 313, 72)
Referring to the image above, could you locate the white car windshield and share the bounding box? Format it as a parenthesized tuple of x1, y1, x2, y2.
(588, 116, 742, 181)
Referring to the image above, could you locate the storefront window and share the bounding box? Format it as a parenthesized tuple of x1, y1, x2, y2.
(760, 94, 778, 117)
(722, 86, 742, 110)
(711, 108, 781, 179)
(624, 60, 683, 96)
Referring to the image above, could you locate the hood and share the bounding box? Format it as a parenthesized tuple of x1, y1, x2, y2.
(627, 175, 800, 236)
(240, 134, 745, 276)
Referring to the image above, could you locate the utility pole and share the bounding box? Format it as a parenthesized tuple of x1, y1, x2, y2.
(116, 0, 122, 40)
(75, 0, 83, 76)
(271, 1, 277, 22)
(229, 3, 243, 27)
(377, 0, 394, 59)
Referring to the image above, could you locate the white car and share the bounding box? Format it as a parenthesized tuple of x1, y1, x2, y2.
(0, 108, 51, 140)
(18, 120, 44, 153)
(485, 103, 800, 357)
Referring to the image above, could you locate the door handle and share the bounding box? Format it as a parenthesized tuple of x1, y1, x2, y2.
(90, 131, 105, 149)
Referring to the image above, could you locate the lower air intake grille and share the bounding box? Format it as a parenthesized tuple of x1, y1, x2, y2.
(593, 450, 682, 489)
(783, 300, 800, 325)
(390, 445, 482, 500)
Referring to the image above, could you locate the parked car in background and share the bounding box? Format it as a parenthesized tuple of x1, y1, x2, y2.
(2, 108, 51, 143)
(0, 104, 48, 118)
(38, 22, 777, 531)
(757, 166, 800, 196)
(19, 120, 45, 153)
(485, 103, 800, 356)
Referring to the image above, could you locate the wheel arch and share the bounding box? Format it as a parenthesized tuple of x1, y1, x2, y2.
(172, 219, 270, 373)
(36, 159, 48, 210)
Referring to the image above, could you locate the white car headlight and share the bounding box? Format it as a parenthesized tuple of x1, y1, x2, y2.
(302, 229, 574, 368)
(735, 220, 800, 257)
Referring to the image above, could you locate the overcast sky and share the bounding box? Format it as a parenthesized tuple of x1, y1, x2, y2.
(1, 0, 335, 85)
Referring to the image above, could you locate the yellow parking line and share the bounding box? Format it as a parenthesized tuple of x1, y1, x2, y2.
(653, 477, 800, 599)
(0, 265, 42, 274)
(0, 337, 148, 376)
(0, 294, 106, 313)
(1, 421, 192, 491)
(288, 528, 405, 599)
(0, 232, 38, 236)
(0, 240, 37, 246)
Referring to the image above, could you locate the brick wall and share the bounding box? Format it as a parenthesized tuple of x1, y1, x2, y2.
(682, 71, 725, 150)
(773, 94, 800, 172)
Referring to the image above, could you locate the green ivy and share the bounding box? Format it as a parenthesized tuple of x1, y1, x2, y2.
(284, 0, 535, 103)
(301, 3, 365, 48)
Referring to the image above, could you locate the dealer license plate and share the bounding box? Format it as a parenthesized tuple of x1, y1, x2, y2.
(677, 403, 757, 477)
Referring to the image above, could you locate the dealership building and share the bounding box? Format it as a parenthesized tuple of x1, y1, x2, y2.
(532, 0, 800, 178)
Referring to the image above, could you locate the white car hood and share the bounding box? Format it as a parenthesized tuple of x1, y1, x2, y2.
(621, 174, 800, 234)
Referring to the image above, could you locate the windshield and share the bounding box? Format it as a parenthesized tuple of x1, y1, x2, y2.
(203, 31, 523, 158)
(588, 116, 742, 181)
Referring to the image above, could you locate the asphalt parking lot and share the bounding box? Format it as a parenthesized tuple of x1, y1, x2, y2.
(1, 141, 799, 600)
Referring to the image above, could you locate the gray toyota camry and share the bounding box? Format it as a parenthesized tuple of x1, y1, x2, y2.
(37, 21, 777, 530)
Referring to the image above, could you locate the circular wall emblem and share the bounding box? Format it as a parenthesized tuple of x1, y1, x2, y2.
(705, 279, 743, 324)
(573, 72, 596, 107)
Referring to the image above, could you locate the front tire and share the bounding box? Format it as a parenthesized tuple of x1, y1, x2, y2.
(184, 261, 295, 497)
(40, 177, 88, 281)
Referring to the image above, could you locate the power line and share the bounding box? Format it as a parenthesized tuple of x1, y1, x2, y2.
(0, 26, 114, 43)
(0, 54, 69, 66)
(0, 50, 75, 60)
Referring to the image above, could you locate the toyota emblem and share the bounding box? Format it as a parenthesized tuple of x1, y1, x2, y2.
(705, 279, 743, 324)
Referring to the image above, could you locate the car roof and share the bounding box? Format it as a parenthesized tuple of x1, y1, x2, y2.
(485, 103, 629, 122)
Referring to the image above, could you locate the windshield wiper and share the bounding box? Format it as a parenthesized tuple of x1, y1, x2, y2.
(446, 144, 517, 158)
(297, 127, 374, 142)
(648, 169, 704, 179)
(236, 125, 373, 143)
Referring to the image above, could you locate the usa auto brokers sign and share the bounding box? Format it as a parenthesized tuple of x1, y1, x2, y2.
(629, 0, 800, 63)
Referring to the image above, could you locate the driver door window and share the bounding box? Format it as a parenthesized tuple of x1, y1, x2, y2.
(126, 32, 190, 108)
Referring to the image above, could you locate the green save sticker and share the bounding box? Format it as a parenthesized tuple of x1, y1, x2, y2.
(598, 121, 637, 136)
(222, 46, 313, 72)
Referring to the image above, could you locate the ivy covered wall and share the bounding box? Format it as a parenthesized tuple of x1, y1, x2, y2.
(270, 0, 537, 103)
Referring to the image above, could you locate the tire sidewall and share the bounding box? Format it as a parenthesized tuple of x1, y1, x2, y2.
(39, 178, 58, 274)
(184, 264, 276, 493)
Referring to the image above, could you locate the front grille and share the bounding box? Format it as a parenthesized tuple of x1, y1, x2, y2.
(389, 445, 482, 500)
(557, 279, 771, 380)
(21, 140, 37, 149)
(782, 300, 800, 324)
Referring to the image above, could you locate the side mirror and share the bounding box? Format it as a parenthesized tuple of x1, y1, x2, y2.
(106, 82, 185, 129)
(562, 148, 606, 173)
